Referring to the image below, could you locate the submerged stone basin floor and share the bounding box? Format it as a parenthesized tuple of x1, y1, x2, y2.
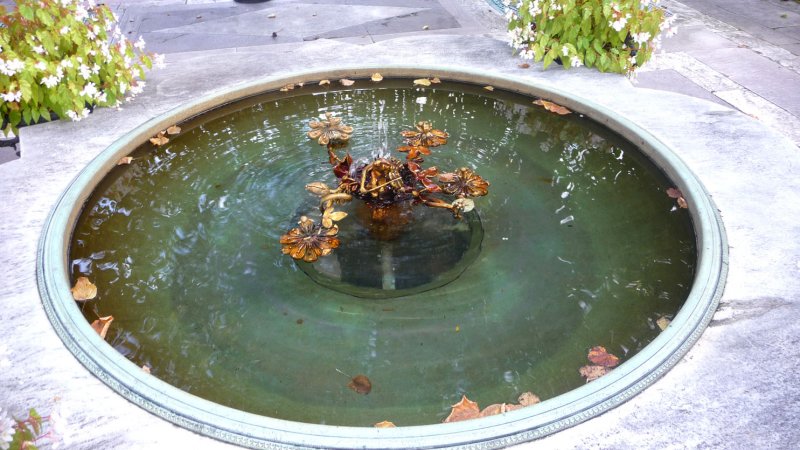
(1, 8, 800, 450)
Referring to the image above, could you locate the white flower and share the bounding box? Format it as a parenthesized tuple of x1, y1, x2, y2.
(59, 59, 74, 69)
(91, 64, 100, 74)
(41, 75, 60, 88)
(570, 57, 583, 68)
(78, 64, 92, 80)
(632, 31, 651, 45)
(0, 59, 25, 76)
(129, 81, 145, 95)
(0, 91, 21, 102)
(0, 406, 15, 450)
(87, 30, 96, 41)
(80, 82, 98, 98)
(60, 26, 70, 35)
(48, 402, 73, 450)
(153, 53, 166, 69)
(96, 91, 107, 103)
(134, 36, 146, 51)
(561, 45, 569, 56)
(32, 45, 45, 54)
(610, 18, 627, 32)
(65, 109, 88, 121)
(119, 81, 128, 94)
(35, 60, 48, 71)
(74, 5, 89, 21)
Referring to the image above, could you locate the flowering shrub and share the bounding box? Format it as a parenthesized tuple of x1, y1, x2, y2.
(0, 0, 164, 136)
(0, 404, 70, 450)
(504, 0, 677, 76)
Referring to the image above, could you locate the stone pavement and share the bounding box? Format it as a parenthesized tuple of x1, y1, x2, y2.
(1, 1, 800, 449)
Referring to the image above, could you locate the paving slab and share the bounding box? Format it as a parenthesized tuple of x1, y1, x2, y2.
(692, 47, 800, 116)
(634, 69, 733, 108)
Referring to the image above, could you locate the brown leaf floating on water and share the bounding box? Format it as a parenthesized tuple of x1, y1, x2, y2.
(444, 395, 480, 423)
(517, 391, 541, 406)
(479, 403, 507, 417)
(166, 125, 181, 135)
(483, 85, 494, 91)
(348, 374, 372, 395)
(677, 196, 688, 209)
(117, 156, 133, 165)
(71, 277, 97, 301)
(666, 187, 683, 198)
(339, 78, 355, 86)
(90, 315, 114, 339)
(319, 79, 330, 86)
(279, 84, 295, 92)
(141, 365, 151, 374)
(374, 420, 396, 428)
(430, 77, 441, 84)
(413, 78, 432, 87)
(579, 365, 612, 382)
(533, 99, 572, 115)
(657, 316, 671, 331)
(149, 131, 169, 147)
(371, 73, 383, 82)
(587, 346, 620, 368)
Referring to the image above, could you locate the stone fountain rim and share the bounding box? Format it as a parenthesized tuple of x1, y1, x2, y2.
(37, 65, 727, 449)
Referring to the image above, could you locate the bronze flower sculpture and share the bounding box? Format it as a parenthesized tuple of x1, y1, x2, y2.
(281, 112, 489, 261)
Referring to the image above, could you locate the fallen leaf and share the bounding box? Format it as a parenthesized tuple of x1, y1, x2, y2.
(533, 99, 572, 115)
(374, 420, 396, 428)
(483, 85, 494, 91)
(297, 82, 305, 87)
(267, 13, 276, 18)
(479, 403, 507, 417)
(431, 77, 441, 84)
(518, 391, 541, 406)
(149, 132, 169, 147)
(280, 84, 295, 92)
(444, 395, 480, 423)
(588, 346, 620, 367)
(117, 156, 133, 165)
(518, 63, 530, 69)
(579, 365, 612, 382)
(666, 187, 683, 199)
(340, 79, 355, 86)
(166, 125, 181, 135)
(677, 197, 688, 209)
(71, 277, 97, 301)
(348, 374, 372, 394)
(319, 79, 330, 86)
(422, 25, 430, 30)
(657, 316, 671, 331)
(413, 78, 431, 87)
(371, 73, 383, 82)
(90, 315, 114, 339)
(141, 365, 151, 374)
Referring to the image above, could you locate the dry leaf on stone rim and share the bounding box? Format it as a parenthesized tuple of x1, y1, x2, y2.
(91, 315, 114, 339)
(348, 374, 372, 394)
(374, 420, 396, 428)
(518, 63, 530, 69)
(483, 86, 494, 91)
(588, 346, 620, 367)
(71, 277, 97, 301)
(533, 99, 572, 115)
(141, 365, 151, 374)
(117, 156, 133, 165)
(280, 84, 295, 92)
(413, 78, 432, 87)
(431, 77, 441, 84)
(657, 316, 671, 331)
(166, 125, 181, 135)
(340, 79, 355, 86)
(371, 73, 383, 82)
(444, 395, 480, 423)
(319, 79, 330, 86)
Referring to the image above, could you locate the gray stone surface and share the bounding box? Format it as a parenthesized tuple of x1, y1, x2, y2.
(634, 68, 734, 108)
(2, 1, 800, 449)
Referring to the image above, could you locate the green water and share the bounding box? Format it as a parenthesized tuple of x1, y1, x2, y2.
(70, 81, 695, 426)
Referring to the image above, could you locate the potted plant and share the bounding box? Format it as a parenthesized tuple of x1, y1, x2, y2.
(504, 0, 677, 76)
(0, 0, 163, 137)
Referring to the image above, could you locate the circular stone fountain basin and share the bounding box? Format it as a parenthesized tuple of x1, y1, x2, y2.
(38, 67, 726, 449)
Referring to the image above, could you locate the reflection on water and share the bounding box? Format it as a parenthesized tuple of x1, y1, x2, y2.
(70, 81, 695, 426)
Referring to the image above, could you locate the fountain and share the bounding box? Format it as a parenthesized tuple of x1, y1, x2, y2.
(38, 68, 726, 448)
